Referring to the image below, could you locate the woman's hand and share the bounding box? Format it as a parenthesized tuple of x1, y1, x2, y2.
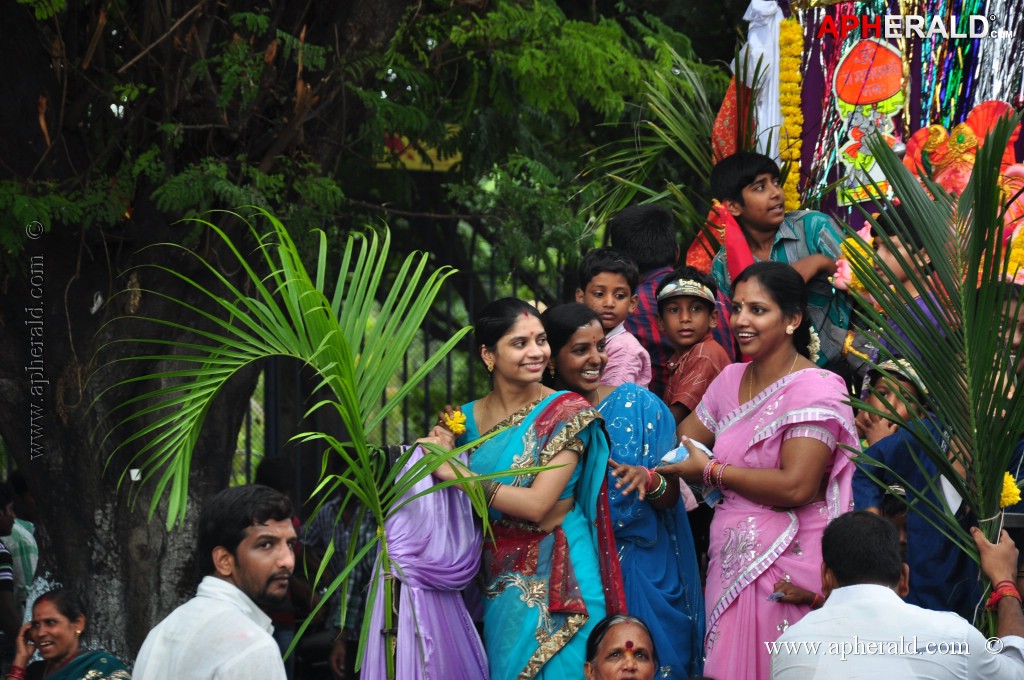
(13, 621, 33, 667)
(659, 436, 710, 483)
(608, 460, 652, 499)
(437, 404, 467, 436)
(417, 426, 459, 482)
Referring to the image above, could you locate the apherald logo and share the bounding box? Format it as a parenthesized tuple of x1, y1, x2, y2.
(817, 14, 992, 40)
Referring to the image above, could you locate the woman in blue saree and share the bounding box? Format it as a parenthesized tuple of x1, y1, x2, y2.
(431, 298, 625, 680)
(541, 303, 705, 679)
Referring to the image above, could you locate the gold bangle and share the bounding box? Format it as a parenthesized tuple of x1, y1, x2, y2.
(481, 480, 500, 506)
(646, 473, 669, 501)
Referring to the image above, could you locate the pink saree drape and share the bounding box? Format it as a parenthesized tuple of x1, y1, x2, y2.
(696, 365, 857, 680)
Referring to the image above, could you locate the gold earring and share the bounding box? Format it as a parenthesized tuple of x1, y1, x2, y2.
(786, 325, 795, 335)
(548, 364, 556, 378)
(485, 361, 493, 373)
(75, 630, 81, 636)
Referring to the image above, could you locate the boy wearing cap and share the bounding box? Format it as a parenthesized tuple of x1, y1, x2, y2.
(656, 266, 732, 425)
(852, 359, 983, 619)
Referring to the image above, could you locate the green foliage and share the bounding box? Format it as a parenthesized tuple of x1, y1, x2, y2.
(583, 48, 728, 241)
(448, 155, 594, 293)
(98, 216, 475, 526)
(230, 10, 270, 35)
(276, 29, 329, 71)
(15, 0, 64, 19)
(215, 35, 266, 109)
(451, 1, 646, 123)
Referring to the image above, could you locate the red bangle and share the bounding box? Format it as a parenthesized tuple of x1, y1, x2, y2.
(716, 462, 730, 490)
(995, 580, 1017, 591)
(986, 586, 1023, 610)
(6, 666, 27, 680)
(703, 460, 717, 488)
(645, 467, 658, 493)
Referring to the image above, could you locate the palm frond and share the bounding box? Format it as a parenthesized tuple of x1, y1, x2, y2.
(847, 113, 1024, 576)
(581, 46, 724, 236)
(99, 209, 476, 528)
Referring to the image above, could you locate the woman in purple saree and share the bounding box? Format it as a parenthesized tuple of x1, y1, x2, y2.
(661, 262, 858, 680)
(362, 443, 489, 679)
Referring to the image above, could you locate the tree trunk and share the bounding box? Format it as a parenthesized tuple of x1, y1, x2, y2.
(0, 218, 261, 660)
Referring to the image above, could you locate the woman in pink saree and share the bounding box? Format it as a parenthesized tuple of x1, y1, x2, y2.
(661, 262, 858, 680)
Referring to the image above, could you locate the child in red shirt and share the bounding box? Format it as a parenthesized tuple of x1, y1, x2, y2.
(657, 266, 733, 425)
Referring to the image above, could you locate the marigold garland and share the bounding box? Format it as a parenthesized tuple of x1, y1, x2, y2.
(778, 17, 804, 211)
(1007, 227, 1024, 283)
(1001, 471, 1022, 508)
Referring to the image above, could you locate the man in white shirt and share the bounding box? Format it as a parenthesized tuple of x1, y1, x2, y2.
(771, 511, 1024, 679)
(134, 485, 297, 679)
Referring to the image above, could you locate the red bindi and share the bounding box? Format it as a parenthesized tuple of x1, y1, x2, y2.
(625, 640, 634, 650)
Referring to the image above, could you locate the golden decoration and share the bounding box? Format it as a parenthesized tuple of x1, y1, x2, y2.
(778, 17, 805, 211)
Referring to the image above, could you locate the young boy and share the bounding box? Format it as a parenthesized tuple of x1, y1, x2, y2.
(852, 360, 980, 619)
(709, 152, 854, 374)
(610, 205, 736, 395)
(656, 266, 732, 425)
(854, 359, 925, 447)
(576, 247, 651, 387)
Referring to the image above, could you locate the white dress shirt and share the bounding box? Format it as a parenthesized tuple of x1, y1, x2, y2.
(770, 583, 1024, 679)
(134, 575, 286, 679)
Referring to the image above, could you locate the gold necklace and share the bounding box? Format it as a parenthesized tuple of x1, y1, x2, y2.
(747, 353, 800, 403)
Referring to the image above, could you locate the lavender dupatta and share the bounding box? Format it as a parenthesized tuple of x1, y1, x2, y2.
(362, 446, 489, 679)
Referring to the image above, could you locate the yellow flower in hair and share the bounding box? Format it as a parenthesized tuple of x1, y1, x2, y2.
(442, 409, 467, 436)
(1000, 471, 1022, 508)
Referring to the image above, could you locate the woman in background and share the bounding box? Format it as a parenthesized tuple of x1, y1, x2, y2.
(10, 587, 130, 680)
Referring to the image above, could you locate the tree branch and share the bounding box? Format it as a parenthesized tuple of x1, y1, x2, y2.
(346, 198, 476, 221)
(116, 1, 205, 74)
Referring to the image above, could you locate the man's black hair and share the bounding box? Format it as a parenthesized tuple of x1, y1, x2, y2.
(0, 482, 15, 509)
(198, 484, 293, 576)
(876, 202, 936, 251)
(822, 510, 903, 588)
(709, 151, 781, 205)
(607, 205, 678, 273)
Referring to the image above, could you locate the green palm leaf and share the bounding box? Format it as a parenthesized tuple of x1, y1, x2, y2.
(100, 210, 484, 530)
(847, 114, 1024, 582)
(582, 46, 726, 236)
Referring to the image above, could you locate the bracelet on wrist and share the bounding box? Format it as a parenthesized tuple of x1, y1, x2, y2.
(481, 480, 500, 506)
(702, 460, 717, 488)
(986, 585, 1023, 611)
(715, 462, 730, 490)
(646, 473, 669, 501)
(645, 467, 659, 493)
